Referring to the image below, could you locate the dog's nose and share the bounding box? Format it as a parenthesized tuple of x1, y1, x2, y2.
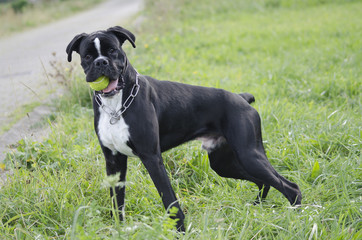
(94, 58, 109, 67)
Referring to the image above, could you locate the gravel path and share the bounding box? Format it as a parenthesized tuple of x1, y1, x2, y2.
(0, 0, 144, 185)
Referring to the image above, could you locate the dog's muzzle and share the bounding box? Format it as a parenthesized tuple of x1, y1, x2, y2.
(95, 77, 126, 97)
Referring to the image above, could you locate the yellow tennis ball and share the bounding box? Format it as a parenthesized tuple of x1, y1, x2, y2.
(89, 76, 110, 91)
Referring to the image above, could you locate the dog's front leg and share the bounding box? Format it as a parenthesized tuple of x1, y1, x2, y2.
(140, 153, 185, 232)
(102, 147, 128, 221)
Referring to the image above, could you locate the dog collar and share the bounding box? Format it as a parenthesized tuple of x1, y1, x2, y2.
(95, 73, 140, 125)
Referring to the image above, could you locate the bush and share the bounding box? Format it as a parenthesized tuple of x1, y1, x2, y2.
(11, 0, 28, 13)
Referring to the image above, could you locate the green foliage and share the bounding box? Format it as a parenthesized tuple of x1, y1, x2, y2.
(11, 0, 28, 14)
(1, 0, 361, 239)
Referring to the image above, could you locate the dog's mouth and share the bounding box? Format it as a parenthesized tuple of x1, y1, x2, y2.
(98, 77, 125, 97)
(102, 78, 119, 93)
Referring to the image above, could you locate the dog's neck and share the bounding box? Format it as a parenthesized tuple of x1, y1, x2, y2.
(122, 60, 138, 87)
(95, 63, 140, 124)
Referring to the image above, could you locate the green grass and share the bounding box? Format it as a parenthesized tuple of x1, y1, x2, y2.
(1, 0, 361, 239)
(0, 0, 104, 37)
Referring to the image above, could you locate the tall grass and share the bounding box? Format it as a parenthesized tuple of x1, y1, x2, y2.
(1, 0, 361, 239)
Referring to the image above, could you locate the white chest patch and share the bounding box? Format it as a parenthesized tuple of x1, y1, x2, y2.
(97, 92, 136, 157)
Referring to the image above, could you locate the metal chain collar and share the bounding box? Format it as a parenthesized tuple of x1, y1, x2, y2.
(95, 73, 140, 125)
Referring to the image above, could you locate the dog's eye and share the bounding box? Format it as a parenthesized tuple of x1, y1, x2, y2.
(108, 48, 116, 54)
(85, 55, 92, 61)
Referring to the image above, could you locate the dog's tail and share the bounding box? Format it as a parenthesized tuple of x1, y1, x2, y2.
(239, 92, 255, 104)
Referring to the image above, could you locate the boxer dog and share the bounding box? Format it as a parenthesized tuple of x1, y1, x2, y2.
(66, 26, 302, 231)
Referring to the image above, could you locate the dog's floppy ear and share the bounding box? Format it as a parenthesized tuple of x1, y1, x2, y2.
(66, 33, 88, 62)
(107, 26, 136, 48)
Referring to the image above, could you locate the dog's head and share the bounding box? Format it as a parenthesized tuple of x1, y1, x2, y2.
(66, 26, 136, 94)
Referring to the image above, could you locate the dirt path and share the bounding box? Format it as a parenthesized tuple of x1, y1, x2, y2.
(0, 0, 144, 165)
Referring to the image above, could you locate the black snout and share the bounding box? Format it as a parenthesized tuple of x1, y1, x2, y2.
(86, 56, 118, 83)
(95, 58, 109, 67)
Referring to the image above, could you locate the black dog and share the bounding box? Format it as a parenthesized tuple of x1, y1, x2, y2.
(66, 26, 302, 231)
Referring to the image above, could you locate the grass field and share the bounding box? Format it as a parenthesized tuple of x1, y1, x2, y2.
(1, 0, 361, 239)
(0, 0, 104, 37)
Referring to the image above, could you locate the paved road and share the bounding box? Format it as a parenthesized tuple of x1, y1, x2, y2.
(0, 0, 143, 162)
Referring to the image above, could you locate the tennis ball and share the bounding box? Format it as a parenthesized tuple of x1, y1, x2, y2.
(89, 76, 110, 91)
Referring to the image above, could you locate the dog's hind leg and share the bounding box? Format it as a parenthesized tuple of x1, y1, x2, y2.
(206, 140, 272, 203)
(225, 106, 302, 205)
(218, 105, 301, 206)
